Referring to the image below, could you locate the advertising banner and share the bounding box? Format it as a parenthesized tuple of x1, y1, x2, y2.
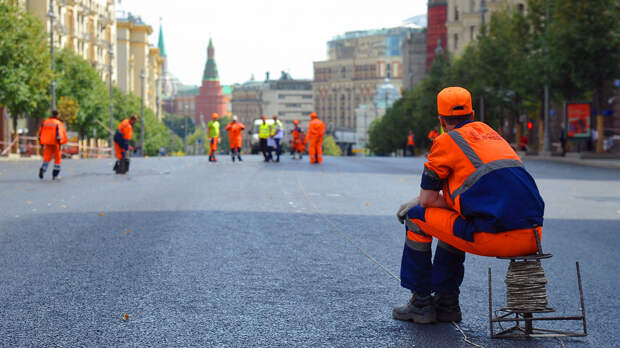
(566, 102, 591, 138)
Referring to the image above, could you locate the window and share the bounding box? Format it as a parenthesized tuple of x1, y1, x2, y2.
(454, 7, 459, 21)
(470, 0, 476, 12)
(518, 3, 525, 13)
(454, 34, 459, 50)
(302, 95, 313, 99)
(470, 26, 475, 40)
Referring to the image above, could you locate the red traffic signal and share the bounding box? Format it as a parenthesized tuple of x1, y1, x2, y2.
(527, 121, 533, 130)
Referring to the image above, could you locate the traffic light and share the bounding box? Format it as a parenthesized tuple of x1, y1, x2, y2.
(527, 121, 533, 130)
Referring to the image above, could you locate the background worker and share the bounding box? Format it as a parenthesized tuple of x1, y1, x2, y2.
(393, 87, 545, 324)
(271, 115, 284, 162)
(427, 127, 439, 143)
(225, 115, 245, 162)
(307, 112, 325, 164)
(258, 115, 272, 162)
(291, 119, 306, 160)
(207, 113, 221, 162)
(113, 114, 136, 173)
(37, 110, 68, 180)
(407, 130, 415, 157)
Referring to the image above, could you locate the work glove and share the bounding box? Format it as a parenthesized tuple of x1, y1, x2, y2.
(396, 197, 420, 224)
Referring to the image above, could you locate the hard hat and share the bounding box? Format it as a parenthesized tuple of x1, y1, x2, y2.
(437, 87, 472, 117)
(293, 120, 299, 125)
(232, 115, 238, 121)
(211, 113, 219, 119)
(309, 112, 317, 118)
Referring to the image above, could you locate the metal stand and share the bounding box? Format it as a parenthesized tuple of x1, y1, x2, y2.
(488, 227, 587, 339)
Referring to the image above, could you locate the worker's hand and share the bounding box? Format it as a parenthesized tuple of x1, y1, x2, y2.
(396, 197, 420, 224)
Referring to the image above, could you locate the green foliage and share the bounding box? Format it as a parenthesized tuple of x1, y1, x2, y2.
(163, 113, 195, 139)
(322, 135, 342, 156)
(0, 3, 51, 121)
(54, 49, 108, 137)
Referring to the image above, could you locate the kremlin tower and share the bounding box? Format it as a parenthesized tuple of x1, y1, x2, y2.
(195, 38, 226, 124)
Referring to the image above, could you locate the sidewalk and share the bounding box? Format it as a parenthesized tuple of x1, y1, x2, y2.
(522, 153, 620, 170)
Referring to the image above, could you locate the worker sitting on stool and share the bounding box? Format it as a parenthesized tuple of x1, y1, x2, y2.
(393, 86, 545, 324)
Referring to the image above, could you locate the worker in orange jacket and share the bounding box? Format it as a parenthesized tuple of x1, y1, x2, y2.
(407, 130, 415, 157)
(38, 110, 68, 180)
(290, 119, 306, 160)
(307, 112, 325, 164)
(113, 115, 136, 171)
(225, 115, 245, 162)
(392, 87, 545, 324)
(427, 128, 439, 143)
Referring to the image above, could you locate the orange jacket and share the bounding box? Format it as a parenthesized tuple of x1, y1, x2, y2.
(427, 129, 439, 141)
(225, 121, 245, 149)
(407, 134, 415, 146)
(118, 119, 133, 140)
(308, 118, 325, 142)
(292, 127, 306, 150)
(38, 118, 68, 145)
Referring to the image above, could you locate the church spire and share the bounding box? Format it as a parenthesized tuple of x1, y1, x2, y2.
(202, 38, 219, 81)
(157, 18, 166, 57)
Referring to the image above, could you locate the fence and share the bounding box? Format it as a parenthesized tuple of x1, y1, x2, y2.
(0, 135, 112, 158)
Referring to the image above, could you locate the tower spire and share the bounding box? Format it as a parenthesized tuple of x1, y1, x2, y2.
(202, 38, 219, 81)
(158, 17, 166, 57)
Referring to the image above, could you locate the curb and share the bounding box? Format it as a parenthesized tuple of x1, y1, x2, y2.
(523, 156, 620, 170)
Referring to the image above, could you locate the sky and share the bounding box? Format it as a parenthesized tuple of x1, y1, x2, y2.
(117, 0, 427, 87)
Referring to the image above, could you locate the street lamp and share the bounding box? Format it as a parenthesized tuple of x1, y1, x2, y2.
(479, 0, 487, 123)
(542, 0, 552, 153)
(140, 68, 145, 156)
(47, 0, 56, 110)
(108, 42, 114, 149)
(183, 104, 188, 154)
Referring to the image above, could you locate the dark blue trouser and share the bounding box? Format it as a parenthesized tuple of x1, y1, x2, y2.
(274, 138, 281, 161)
(400, 223, 465, 296)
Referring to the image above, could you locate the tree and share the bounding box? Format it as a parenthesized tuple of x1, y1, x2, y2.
(0, 2, 52, 129)
(54, 49, 108, 137)
(322, 135, 342, 156)
(57, 96, 78, 126)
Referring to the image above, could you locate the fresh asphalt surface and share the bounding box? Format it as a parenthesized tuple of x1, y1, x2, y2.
(1, 155, 619, 347)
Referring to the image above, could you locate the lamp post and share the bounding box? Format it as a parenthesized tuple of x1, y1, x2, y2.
(183, 104, 188, 154)
(479, 0, 487, 123)
(47, 0, 56, 110)
(542, 0, 552, 153)
(108, 42, 114, 149)
(140, 68, 145, 156)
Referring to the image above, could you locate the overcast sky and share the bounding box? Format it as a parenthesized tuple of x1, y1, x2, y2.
(117, 0, 427, 86)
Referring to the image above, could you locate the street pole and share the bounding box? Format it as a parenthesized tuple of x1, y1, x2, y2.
(155, 77, 160, 121)
(479, 0, 487, 123)
(47, 0, 56, 111)
(183, 105, 188, 154)
(140, 69, 145, 156)
(542, 0, 552, 153)
(108, 43, 114, 149)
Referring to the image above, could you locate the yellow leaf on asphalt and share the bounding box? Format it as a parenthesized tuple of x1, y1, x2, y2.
(122, 313, 129, 321)
(26, 201, 32, 204)
(125, 229, 131, 234)
(98, 213, 105, 216)
(365, 202, 370, 207)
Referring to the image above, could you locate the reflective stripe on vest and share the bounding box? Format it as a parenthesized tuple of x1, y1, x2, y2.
(447, 130, 524, 199)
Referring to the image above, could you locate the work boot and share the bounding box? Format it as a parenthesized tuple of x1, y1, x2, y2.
(39, 167, 45, 179)
(392, 292, 436, 324)
(433, 293, 462, 322)
(52, 169, 60, 180)
(232, 156, 235, 162)
(113, 161, 119, 172)
(238, 156, 243, 162)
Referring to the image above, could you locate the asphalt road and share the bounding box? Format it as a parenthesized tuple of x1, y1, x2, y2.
(1, 155, 619, 347)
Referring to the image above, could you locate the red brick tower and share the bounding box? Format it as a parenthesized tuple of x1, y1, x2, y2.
(426, 0, 447, 70)
(195, 38, 226, 124)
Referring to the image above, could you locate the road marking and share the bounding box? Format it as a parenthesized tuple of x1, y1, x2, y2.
(326, 193, 341, 197)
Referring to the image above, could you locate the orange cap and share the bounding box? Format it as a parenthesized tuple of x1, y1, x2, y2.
(211, 113, 219, 119)
(437, 87, 472, 117)
(309, 112, 317, 118)
(293, 120, 299, 125)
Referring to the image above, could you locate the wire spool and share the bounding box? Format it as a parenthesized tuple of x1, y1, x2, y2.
(505, 259, 549, 311)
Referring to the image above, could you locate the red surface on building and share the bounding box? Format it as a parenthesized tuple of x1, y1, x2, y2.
(426, 2, 447, 70)
(195, 39, 226, 125)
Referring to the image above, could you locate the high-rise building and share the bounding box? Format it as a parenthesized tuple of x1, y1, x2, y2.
(427, 0, 448, 69)
(195, 38, 226, 125)
(313, 27, 412, 130)
(116, 12, 163, 115)
(446, 0, 526, 55)
(402, 29, 427, 90)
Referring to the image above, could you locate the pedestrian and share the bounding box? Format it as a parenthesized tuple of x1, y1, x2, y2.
(291, 119, 306, 160)
(559, 122, 567, 156)
(113, 114, 136, 174)
(271, 115, 284, 162)
(258, 115, 271, 162)
(267, 124, 276, 162)
(407, 130, 416, 157)
(393, 86, 545, 324)
(37, 110, 68, 180)
(225, 115, 245, 162)
(518, 134, 529, 152)
(207, 113, 220, 162)
(307, 112, 325, 164)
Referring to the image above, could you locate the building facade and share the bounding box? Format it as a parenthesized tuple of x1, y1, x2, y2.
(313, 27, 410, 130)
(116, 12, 163, 115)
(446, 0, 526, 55)
(402, 29, 427, 90)
(355, 78, 400, 151)
(427, 0, 448, 69)
(27, 0, 117, 83)
(194, 39, 226, 125)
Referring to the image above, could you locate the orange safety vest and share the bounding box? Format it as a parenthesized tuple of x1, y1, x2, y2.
(38, 118, 68, 145)
(308, 118, 325, 141)
(225, 122, 245, 149)
(407, 134, 415, 146)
